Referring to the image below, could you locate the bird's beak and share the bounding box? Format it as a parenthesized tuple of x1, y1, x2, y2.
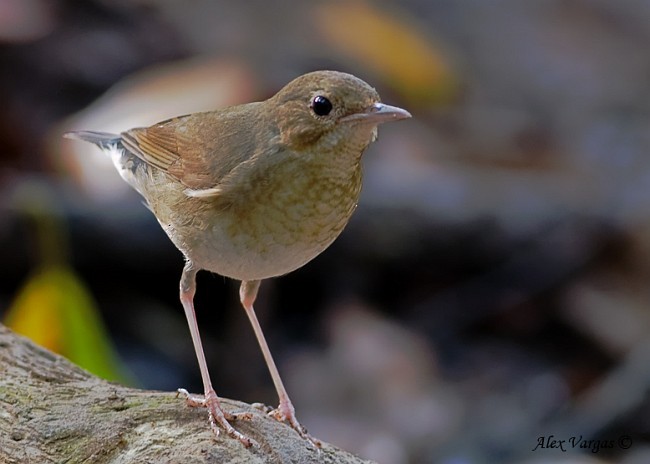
(341, 102, 412, 124)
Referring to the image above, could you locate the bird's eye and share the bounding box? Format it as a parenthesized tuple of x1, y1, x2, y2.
(310, 95, 333, 116)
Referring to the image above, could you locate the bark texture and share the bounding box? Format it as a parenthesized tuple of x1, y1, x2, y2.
(0, 325, 373, 464)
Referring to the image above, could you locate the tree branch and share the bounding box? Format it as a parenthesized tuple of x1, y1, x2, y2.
(0, 324, 373, 463)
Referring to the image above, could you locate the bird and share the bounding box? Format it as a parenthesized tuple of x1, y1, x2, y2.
(64, 70, 411, 447)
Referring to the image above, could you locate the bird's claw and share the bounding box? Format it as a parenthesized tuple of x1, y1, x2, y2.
(176, 388, 257, 447)
(268, 402, 322, 448)
(177, 388, 207, 408)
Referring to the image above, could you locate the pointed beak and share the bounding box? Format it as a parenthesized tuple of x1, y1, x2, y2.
(341, 102, 412, 124)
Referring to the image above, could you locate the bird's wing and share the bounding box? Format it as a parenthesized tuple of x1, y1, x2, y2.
(120, 104, 262, 192)
(121, 124, 181, 174)
(120, 116, 217, 190)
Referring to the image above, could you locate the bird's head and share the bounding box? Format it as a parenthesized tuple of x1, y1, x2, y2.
(268, 70, 411, 158)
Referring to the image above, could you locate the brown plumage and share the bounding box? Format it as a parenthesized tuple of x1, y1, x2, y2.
(64, 70, 411, 447)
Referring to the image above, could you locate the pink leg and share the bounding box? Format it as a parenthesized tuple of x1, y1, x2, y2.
(178, 262, 254, 447)
(239, 280, 321, 447)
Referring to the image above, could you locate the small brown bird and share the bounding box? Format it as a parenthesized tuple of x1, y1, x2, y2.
(64, 70, 411, 447)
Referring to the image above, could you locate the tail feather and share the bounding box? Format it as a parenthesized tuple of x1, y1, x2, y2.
(63, 130, 121, 149)
(64, 130, 149, 195)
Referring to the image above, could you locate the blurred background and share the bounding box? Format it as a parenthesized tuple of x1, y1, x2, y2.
(1, 0, 650, 463)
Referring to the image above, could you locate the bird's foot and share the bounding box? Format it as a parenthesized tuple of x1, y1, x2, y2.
(254, 400, 322, 448)
(176, 388, 256, 447)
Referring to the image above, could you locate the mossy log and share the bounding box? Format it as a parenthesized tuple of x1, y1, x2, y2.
(0, 324, 373, 464)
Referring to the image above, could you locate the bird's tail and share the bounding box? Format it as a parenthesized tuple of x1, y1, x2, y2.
(63, 131, 121, 149)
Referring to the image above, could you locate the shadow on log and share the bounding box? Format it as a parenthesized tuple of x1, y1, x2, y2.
(0, 325, 374, 463)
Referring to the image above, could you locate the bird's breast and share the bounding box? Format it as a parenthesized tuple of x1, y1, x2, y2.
(160, 157, 363, 281)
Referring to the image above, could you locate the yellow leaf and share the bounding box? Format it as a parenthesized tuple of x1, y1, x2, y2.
(315, 1, 458, 105)
(5, 266, 132, 384)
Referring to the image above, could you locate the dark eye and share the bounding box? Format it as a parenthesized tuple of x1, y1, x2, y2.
(310, 95, 332, 116)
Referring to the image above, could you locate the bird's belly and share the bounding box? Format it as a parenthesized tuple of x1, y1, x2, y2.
(163, 193, 358, 281)
(185, 226, 335, 281)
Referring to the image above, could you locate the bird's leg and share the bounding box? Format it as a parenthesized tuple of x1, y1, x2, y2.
(178, 262, 254, 447)
(239, 280, 322, 448)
